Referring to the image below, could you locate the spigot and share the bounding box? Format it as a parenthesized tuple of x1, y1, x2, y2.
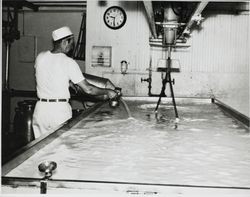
(115, 87, 122, 97)
(163, 78, 175, 85)
(109, 87, 122, 108)
(109, 99, 119, 108)
(38, 161, 57, 194)
(109, 94, 120, 108)
(141, 78, 151, 83)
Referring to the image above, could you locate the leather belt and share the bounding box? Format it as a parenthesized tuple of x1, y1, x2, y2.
(39, 98, 69, 102)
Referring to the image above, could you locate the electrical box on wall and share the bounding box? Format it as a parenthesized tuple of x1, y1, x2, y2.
(91, 46, 112, 67)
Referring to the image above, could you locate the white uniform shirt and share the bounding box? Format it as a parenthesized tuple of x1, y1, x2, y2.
(35, 51, 84, 99)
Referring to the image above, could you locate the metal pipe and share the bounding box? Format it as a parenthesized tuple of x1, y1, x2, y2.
(143, 1, 157, 38)
(182, 1, 209, 36)
(167, 47, 178, 118)
(144, 47, 167, 97)
(5, 42, 10, 90)
(148, 48, 153, 95)
(40, 180, 47, 194)
(168, 70, 178, 118)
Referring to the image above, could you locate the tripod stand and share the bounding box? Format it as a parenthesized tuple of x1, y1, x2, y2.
(155, 46, 178, 119)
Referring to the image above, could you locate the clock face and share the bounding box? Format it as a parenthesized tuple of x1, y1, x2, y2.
(104, 6, 127, 30)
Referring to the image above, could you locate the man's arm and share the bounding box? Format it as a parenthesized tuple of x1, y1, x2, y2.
(76, 79, 117, 100)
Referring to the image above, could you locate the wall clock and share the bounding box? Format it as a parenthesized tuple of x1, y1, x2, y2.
(103, 6, 127, 30)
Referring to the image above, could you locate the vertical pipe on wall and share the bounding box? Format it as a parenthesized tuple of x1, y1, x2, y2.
(5, 42, 10, 90)
(148, 48, 153, 95)
(3, 42, 11, 134)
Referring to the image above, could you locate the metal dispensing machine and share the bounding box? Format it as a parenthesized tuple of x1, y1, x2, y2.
(153, 4, 181, 118)
(141, 2, 208, 119)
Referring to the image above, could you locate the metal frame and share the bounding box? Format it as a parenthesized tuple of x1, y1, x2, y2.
(213, 98, 250, 128)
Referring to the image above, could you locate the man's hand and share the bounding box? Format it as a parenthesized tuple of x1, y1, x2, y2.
(77, 79, 120, 101)
(106, 89, 118, 100)
(69, 81, 79, 94)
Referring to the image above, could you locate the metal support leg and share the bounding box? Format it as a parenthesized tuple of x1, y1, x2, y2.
(168, 72, 179, 118)
(154, 46, 178, 118)
(154, 73, 167, 112)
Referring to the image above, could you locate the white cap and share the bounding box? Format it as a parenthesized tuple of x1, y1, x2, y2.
(52, 26, 73, 41)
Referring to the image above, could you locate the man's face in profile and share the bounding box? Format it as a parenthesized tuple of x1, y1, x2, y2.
(66, 37, 75, 57)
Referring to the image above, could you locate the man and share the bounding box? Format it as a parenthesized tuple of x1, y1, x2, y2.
(32, 26, 117, 138)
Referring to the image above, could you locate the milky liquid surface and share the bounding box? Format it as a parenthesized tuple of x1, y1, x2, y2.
(7, 100, 250, 187)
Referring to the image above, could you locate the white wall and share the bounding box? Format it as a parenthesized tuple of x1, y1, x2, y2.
(86, 1, 249, 117)
(85, 1, 150, 96)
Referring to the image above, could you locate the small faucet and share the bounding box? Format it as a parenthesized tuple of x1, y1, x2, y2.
(38, 161, 57, 194)
(141, 77, 151, 83)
